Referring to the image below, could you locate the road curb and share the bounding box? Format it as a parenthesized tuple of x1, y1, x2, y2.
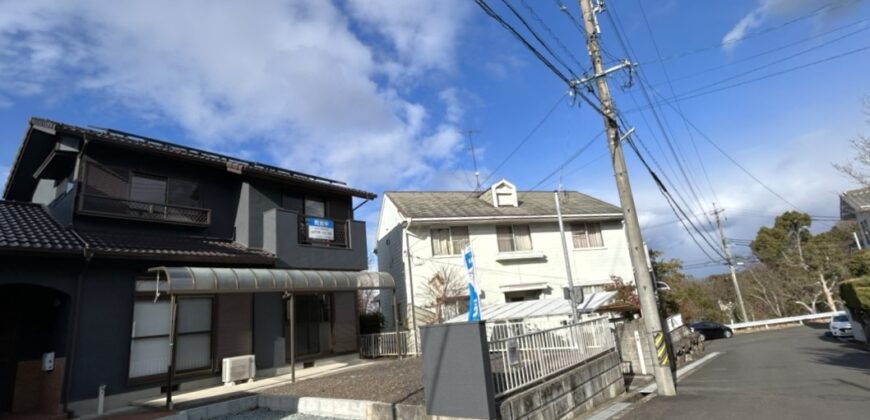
(589, 352, 723, 420)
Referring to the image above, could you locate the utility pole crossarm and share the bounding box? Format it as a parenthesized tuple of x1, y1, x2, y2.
(576, 0, 676, 396)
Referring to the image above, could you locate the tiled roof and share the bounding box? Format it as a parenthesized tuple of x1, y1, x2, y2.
(385, 191, 622, 219)
(77, 229, 276, 264)
(20, 118, 376, 199)
(0, 201, 83, 254)
(0, 200, 274, 262)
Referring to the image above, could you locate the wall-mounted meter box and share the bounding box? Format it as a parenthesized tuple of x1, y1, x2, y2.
(42, 352, 55, 372)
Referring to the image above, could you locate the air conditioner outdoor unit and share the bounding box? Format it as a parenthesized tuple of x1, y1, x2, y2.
(222, 355, 256, 386)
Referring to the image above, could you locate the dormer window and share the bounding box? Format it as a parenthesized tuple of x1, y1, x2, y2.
(491, 179, 518, 208)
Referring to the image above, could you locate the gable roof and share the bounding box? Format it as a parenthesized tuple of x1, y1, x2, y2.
(0, 201, 83, 254)
(384, 190, 622, 220)
(4, 118, 376, 200)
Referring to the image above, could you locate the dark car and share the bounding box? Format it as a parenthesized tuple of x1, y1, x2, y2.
(691, 321, 734, 340)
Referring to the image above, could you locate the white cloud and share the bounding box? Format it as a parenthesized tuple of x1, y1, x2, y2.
(722, 0, 866, 51)
(0, 0, 470, 189)
(634, 129, 852, 272)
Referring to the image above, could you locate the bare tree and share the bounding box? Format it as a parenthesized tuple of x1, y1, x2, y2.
(420, 265, 468, 324)
(834, 95, 870, 186)
(357, 289, 378, 314)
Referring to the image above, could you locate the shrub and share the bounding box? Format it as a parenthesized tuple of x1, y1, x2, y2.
(359, 312, 385, 335)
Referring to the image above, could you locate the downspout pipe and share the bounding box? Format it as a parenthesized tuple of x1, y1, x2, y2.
(62, 229, 92, 416)
(62, 136, 92, 416)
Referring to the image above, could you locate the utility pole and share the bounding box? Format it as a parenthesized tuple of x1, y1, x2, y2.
(463, 129, 482, 190)
(576, 0, 676, 395)
(711, 203, 749, 322)
(555, 190, 581, 322)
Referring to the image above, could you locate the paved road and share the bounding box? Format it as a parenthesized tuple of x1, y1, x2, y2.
(621, 325, 870, 420)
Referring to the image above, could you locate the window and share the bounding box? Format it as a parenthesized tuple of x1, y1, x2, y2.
(167, 178, 201, 207)
(572, 222, 604, 249)
(496, 225, 533, 252)
(129, 297, 213, 380)
(130, 173, 167, 203)
(430, 226, 469, 256)
(305, 197, 326, 218)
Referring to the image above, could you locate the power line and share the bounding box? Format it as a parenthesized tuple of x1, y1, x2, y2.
(516, 0, 588, 74)
(527, 129, 605, 191)
(673, 25, 870, 101)
(640, 1, 845, 64)
(479, 93, 567, 188)
(662, 16, 870, 84)
(498, 0, 581, 79)
(473, 0, 573, 84)
(636, 1, 721, 227)
(652, 43, 870, 105)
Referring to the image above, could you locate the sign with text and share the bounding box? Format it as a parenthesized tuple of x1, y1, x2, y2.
(306, 217, 334, 241)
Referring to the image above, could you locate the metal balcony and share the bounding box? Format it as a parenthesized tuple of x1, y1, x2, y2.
(78, 194, 211, 227)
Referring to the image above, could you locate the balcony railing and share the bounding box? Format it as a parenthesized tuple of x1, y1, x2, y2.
(298, 215, 350, 248)
(78, 194, 211, 227)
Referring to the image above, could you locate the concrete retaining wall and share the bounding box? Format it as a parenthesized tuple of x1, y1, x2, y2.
(497, 349, 624, 420)
(615, 319, 705, 375)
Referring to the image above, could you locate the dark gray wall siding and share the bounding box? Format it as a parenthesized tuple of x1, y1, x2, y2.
(245, 181, 283, 249)
(263, 208, 367, 270)
(67, 262, 140, 400)
(253, 293, 285, 370)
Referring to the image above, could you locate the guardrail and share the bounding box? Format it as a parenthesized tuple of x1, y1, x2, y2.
(359, 330, 419, 358)
(727, 311, 844, 330)
(487, 316, 615, 397)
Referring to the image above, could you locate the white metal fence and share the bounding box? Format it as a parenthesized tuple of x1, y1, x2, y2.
(359, 330, 420, 358)
(727, 311, 843, 330)
(487, 316, 615, 397)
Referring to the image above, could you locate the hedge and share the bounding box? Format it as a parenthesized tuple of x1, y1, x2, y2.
(840, 277, 870, 318)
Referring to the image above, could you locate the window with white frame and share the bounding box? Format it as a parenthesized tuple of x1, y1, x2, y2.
(430, 226, 470, 256)
(128, 297, 213, 379)
(572, 222, 604, 249)
(496, 224, 533, 252)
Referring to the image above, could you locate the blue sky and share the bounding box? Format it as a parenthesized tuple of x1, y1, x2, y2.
(1, 0, 869, 275)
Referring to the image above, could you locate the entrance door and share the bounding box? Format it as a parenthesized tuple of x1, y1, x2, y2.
(293, 295, 322, 357)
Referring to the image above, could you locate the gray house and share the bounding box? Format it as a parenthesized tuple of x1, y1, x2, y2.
(0, 118, 391, 416)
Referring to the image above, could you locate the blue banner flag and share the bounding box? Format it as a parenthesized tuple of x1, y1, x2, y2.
(463, 246, 481, 321)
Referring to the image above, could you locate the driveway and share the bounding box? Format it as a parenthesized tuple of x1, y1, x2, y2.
(621, 325, 870, 419)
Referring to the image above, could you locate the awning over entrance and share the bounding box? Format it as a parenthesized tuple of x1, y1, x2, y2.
(143, 266, 395, 295)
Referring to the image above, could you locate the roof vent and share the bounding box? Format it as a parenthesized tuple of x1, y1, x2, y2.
(491, 179, 518, 208)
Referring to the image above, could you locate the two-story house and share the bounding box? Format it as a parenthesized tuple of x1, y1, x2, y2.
(376, 180, 634, 328)
(0, 118, 393, 417)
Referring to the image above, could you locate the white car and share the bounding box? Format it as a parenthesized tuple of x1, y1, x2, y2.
(829, 313, 853, 338)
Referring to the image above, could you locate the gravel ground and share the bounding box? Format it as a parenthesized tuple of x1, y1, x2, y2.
(212, 408, 343, 420)
(263, 358, 424, 405)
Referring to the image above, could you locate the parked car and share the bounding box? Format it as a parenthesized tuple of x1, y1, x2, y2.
(829, 314, 853, 338)
(690, 321, 734, 340)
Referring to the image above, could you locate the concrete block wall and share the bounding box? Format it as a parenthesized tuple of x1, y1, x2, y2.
(615, 319, 654, 376)
(498, 349, 624, 420)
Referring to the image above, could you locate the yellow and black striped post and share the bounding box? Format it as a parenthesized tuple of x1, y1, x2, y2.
(654, 332, 669, 367)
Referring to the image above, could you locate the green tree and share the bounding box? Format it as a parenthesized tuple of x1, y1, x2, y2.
(651, 250, 724, 323)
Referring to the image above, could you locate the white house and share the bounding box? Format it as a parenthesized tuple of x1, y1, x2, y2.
(375, 180, 634, 328)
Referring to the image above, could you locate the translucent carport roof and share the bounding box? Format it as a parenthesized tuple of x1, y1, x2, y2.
(142, 266, 395, 294)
